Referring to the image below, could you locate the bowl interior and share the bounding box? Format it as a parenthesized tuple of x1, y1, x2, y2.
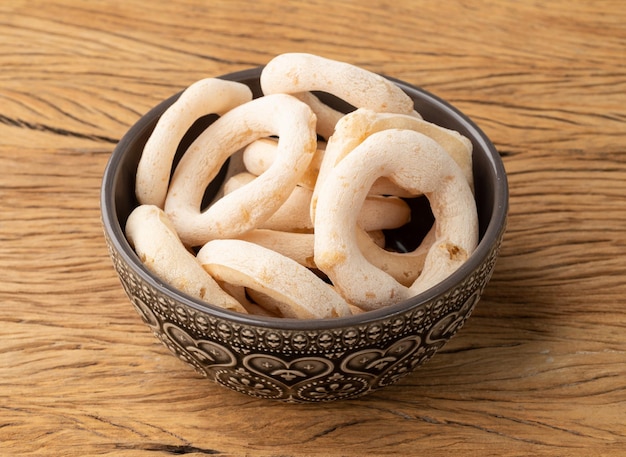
(102, 67, 508, 328)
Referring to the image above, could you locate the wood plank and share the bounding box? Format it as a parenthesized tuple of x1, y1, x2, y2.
(1, 0, 625, 455)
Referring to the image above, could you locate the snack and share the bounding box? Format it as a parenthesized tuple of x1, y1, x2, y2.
(314, 129, 478, 310)
(223, 172, 411, 233)
(125, 204, 247, 313)
(290, 92, 344, 139)
(135, 78, 252, 208)
(242, 137, 325, 190)
(260, 53, 418, 129)
(196, 239, 351, 319)
(163, 93, 317, 247)
(234, 228, 389, 271)
(311, 107, 474, 218)
(237, 229, 317, 269)
(310, 108, 476, 287)
(127, 53, 478, 318)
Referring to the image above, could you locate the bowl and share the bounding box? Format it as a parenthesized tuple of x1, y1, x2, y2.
(101, 67, 508, 402)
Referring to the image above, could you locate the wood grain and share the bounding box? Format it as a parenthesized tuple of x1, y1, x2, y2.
(1, 0, 625, 455)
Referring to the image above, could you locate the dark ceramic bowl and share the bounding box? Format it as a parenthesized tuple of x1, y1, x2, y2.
(101, 67, 508, 402)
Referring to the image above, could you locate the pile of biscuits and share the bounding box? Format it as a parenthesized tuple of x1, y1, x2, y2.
(126, 53, 478, 319)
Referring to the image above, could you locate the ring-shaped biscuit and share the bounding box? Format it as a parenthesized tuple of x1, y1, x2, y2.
(237, 228, 388, 270)
(217, 282, 278, 317)
(312, 108, 474, 223)
(197, 239, 352, 319)
(237, 229, 317, 269)
(242, 136, 408, 197)
(224, 172, 411, 232)
(314, 129, 478, 311)
(243, 137, 325, 191)
(356, 224, 436, 287)
(125, 205, 247, 313)
(136, 78, 252, 208)
(261, 53, 415, 118)
(164, 93, 317, 247)
(291, 92, 344, 140)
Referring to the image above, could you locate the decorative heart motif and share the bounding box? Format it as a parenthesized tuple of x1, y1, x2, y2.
(129, 296, 160, 331)
(163, 322, 237, 372)
(425, 290, 480, 345)
(375, 345, 442, 388)
(296, 372, 370, 402)
(214, 367, 285, 400)
(244, 354, 334, 386)
(341, 335, 422, 377)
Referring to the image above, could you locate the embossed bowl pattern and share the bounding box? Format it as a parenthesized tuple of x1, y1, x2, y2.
(101, 67, 508, 402)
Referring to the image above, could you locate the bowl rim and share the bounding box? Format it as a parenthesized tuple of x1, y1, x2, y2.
(101, 66, 509, 331)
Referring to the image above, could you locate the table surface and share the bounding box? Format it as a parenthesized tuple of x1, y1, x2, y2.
(2, 1, 625, 456)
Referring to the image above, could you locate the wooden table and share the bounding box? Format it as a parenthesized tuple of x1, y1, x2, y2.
(2, 1, 625, 455)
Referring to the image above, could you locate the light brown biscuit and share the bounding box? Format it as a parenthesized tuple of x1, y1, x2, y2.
(125, 205, 247, 313)
(197, 239, 352, 319)
(314, 129, 478, 310)
(164, 94, 317, 247)
(136, 78, 252, 208)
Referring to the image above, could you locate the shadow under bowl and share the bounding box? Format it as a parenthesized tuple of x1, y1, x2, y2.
(101, 67, 508, 402)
